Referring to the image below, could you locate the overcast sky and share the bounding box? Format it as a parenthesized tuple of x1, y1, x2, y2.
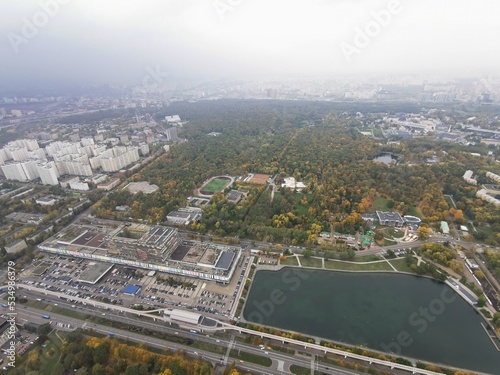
(1, 0, 499, 88)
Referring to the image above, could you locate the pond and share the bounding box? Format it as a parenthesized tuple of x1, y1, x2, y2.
(243, 268, 500, 374)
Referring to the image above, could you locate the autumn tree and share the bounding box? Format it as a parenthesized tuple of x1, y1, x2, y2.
(417, 226, 431, 240)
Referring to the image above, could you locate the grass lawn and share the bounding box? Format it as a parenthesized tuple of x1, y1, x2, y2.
(202, 178, 230, 192)
(290, 365, 322, 375)
(293, 193, 313, 217)
(51, 306, 92, 320)
(324, 260, 393, 271)
(269, 344, 295, 355)
(280, 256, 299, 266)
(191, 340, 226, 354)
(229, 349, 272, 367)
(299, 257, 323, 268)
(387, 227, 405, 238)
(22, 299, 91, 321)
(476, 224, 493, 237)
(353, 255, 382, 262)
(372, 196, 390, 211)
(383, 238, 397, 246)
(24, 300, 50, 310)
(40, 331, 66, 375)
(408, 206, 422, 218)
(389, 258, 415, 273)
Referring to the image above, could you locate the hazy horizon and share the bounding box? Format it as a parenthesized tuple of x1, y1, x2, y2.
(1, 0, 499, 90)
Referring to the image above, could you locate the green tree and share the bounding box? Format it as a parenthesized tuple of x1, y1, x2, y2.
(75, 368, 89, 375)
(37, 323, 51, 336)
(339, 248, 355, 261)
(476, 295, 487, 308)
(52, 363, 65, 375)
(492, 313, 500, 328)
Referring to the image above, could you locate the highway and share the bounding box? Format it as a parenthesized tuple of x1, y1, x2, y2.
(12, 302, 363, 375)
(12, 286, 457, 375)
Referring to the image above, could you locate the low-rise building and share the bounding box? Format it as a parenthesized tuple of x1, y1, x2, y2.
(226, 190, 243, 204)
(281, 177, 306, 191)
(376, 211, 404, 227)
(36, 196, 57, 206)
(97, 177, 121, 191)
(166, 207, 202, 225)
(4, 239, 28, 254)
(440, 221, 450, 234)
(123, 181, 158, 195)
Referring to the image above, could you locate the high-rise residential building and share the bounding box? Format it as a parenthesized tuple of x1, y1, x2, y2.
(37, 162, 59, 185)
(29, 148, 46, 160)
(55, 160, 93, 176)
(80, 138, 95, 146)
(139, 143, 150, 156)
(165, 127, 178, 141)
(6, 147, 30, 161)
(100, 146, 139, 172)
(21, 160, 39, 180)
(0, 149, 8, 165)
(7, 139, 38, 150)
(1, 162, 28, 181)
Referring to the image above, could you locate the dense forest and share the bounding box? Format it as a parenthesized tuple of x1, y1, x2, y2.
(90, 100, 500, 245)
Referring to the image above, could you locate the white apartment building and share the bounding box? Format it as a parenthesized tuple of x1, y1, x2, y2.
(139, 143, 150, 156)
(0, 149, 8, 165)
(6, 147, 30, 161)
(20, 160, 39, 180)
(55, 160, 93, 176)
(37, 162, 59, 185)
(99, 146, 139, 172)
(8, 139, 39, 151)
(1, 162, 29, 181)
(81, 137, 95, 146)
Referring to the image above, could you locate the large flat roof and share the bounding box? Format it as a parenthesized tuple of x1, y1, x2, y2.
(215, 251, 235, 270)
(376, 211, 404, 223)
(167, 309, 202, 325)
(77, 262, 113, 284)
(123, 284, 141, 295)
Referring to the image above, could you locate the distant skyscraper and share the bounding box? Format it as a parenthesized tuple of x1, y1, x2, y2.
(266, 88, 278, 98)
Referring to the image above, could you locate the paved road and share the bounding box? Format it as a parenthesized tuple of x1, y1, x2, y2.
(12, 303, 365, 375)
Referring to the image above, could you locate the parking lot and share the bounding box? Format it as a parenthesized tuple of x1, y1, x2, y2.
(18, 252, 254, 320)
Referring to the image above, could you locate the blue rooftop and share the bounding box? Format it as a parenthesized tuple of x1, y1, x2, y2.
(123, 285, 141, 295)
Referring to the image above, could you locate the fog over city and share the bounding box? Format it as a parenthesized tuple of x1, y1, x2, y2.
(1, 0, 500, 89)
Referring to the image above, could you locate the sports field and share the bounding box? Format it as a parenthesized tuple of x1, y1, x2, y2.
(202, 178, 230, 193)
(249, 173, 270, 184)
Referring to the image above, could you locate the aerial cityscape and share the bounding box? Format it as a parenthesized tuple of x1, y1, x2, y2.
(1, 1, 500, 375)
